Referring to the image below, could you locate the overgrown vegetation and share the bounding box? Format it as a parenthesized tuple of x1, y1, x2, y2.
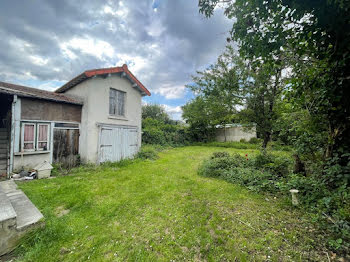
(177, 0, 350, 255)
(16, 146, 333, 261)
(198, 151, 350, 253)
(142, 104, 189, 146)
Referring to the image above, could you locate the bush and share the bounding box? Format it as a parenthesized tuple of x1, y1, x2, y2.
(198, 151, 350, 253)
(142, 128, 167, 145)
(137, 146, 160, 160)
(211, 151, 230, 159)
(198, 153, 246, 177)
(223, 168, 279, 192)
(252, 152, 293, 177)
(142, 117, 190, 146)
(194, 141, 259, 150)
(248, 137, 261, 144)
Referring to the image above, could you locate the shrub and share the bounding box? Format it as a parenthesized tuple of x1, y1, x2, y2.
(248, 137, 261, 144)
(252, 152, 293, 177)
(142, 128, 166, 145)
(223, 168, 279, 192)
(194, 141, 259, 150)
(239, 138, 247, 143)
(197, 152, 350, 253)
(198, 153, 246, 177)
(211, 151, 230, 159)
(137, 146, 159, 160)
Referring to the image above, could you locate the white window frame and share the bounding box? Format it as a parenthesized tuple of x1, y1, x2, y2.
(21, 123, 36, 152)
(21, 122, 50, 152)
(109, 88, 126, 117)
(36, 123, 50, 151)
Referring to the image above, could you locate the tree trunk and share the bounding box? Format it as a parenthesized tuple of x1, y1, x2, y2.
(293, 154, 306, 174)
(262, 131, 271, 149)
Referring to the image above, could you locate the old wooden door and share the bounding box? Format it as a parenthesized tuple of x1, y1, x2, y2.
(53, 129, 79, 167)
(99, 125, 138, 163)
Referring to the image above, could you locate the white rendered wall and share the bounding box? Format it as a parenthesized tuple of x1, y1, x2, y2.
(215, 126, 256, 142)
(64, 74, 143, 164)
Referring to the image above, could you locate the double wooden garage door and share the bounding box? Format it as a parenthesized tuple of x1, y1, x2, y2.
(99, 125, 138, 163)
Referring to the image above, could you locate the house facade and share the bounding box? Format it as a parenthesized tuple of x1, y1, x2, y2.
(0, 64, 150, 177)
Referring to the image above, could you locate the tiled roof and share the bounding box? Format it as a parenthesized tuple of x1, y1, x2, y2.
(55, 64, 151, 96)
(0, 81, 83, 105)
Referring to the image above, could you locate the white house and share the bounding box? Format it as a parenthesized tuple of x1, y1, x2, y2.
(0, 64, 151, 176)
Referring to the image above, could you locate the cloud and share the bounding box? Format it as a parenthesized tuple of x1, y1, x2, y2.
(156, 85, 186, 99)
(0, 0, 231, 106)
(162, 104, 183, 120)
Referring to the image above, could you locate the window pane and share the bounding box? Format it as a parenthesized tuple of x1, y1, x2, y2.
(109, 89, 116, 115)
(117, 91, 125, 116)
(110, 89, 125, 116)
(38, 142, 47, 150)
(24, 125, 34, 142)
(24, 143, 34, 149)
(38, 125, 48, 141)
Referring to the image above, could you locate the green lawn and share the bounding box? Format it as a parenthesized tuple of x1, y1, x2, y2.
(15, 146, 327, 261)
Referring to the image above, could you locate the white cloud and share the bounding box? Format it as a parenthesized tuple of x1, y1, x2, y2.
(60, 37, 115, 60)
(103, 1, 128, 18)
(37, 81, 63, 91)
(29, 55, 48, 66)
(162, 104, 183, 120)
(156, 85, 186, 99)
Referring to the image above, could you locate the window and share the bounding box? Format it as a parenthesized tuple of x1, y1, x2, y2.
(21, 123, 50, 152)
(37, 124, 49, 150)
(23, 123, 35, 151)
(109, 88, 125, 116)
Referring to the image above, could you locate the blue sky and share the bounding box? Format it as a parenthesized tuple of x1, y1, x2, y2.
(0, 0, 231, 120)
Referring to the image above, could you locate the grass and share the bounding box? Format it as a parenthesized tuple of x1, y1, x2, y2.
(13, 146, 328, 261)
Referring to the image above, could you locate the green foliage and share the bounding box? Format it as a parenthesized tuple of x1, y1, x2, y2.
(142, 126, 167, 145)
(253, 152, 293, 178)
(210, 151, 230, 159)
(142, 105, 189, 146)
(16, 146, 330, 261)
(194, 141, 259, 150)
(198, 151, 350, 252)
(142, 104, 172, 124)
(181, 96, 216, 142)
(198, 153, 246, 177)
(248, 137, 261, 144)
(136, 146, 160, 160)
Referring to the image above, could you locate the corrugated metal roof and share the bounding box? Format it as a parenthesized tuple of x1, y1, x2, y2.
(0, 81, 83, 105)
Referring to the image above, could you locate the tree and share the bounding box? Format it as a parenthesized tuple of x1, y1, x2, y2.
(182, 96, 215, 142)
(185, 46, 285, 147)
(199, 0, 350, 161)
(142, 104, 172, 124)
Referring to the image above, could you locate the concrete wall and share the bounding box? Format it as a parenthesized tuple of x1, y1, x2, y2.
(215, 126, 256, 142)
(13, 153, 50, 172)
(64, 74, 142, 164)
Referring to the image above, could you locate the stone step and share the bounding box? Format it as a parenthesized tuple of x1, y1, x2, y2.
(0, 188, 17, 256)
(7, 191, 44, 231)
(0, 180, 44, 255)
(0, 190, 16, 224)
(1, 181, 44, 230)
